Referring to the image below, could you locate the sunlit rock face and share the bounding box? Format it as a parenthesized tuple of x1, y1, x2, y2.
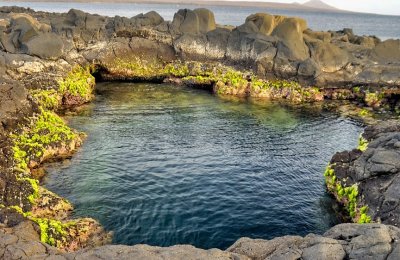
(0, 6, 399, 87)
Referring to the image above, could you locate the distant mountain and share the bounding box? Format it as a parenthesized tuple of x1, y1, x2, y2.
(302, 0, 338, 10)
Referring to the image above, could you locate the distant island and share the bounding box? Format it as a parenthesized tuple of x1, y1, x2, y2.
(3, 0, 348, 13)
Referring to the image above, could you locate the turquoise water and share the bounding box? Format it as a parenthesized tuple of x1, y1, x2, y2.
(44, 83, 363, 249)
(1, 2, 399, 39)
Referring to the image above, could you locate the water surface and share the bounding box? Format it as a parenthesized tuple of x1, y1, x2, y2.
(44, 83, 363, 249)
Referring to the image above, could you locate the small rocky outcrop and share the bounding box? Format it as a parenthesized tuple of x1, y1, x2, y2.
(328, 121, 400, 227)
(229, 223, 400, 260)
(1, 13, 63, 59)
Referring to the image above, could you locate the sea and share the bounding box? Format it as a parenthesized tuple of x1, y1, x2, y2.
(1, 1, 399, 40)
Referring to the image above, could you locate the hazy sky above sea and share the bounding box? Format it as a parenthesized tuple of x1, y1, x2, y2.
(228, 0, 400, 15)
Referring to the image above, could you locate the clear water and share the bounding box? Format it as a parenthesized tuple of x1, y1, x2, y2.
(44, 83, 363, 249)
(1, 2, 400, 39)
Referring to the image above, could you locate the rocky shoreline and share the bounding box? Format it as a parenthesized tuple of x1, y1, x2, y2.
(0, 5, 399, 259)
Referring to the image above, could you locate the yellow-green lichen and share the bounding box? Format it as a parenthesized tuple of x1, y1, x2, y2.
(31, 218, 68, 246)
(12, 109, 77, 173)
(3, 205, 70, 246)
(358, 134, 369, 152)
(18, 178, 39, 204)
(364, 91, 384, 107)
(163, 63, 190, 77)
(324, 164, 372, 223)
(58, 66, 95, 100)
(358, 108, 372, 117)
(358, 206, 372, 223)
(353, 86, 361, 93)
(31, 89, 61, 110)
(109, 57, 165, 78)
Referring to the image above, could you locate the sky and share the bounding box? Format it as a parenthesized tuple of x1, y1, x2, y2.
(229, 0, 400, 16)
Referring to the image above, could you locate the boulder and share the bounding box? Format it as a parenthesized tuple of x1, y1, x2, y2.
(133, 11, 164, 27)
(352, 35, 379, 48)
(272, 17, 309, 60)
(171, 9, 199, 34)
(9, 13, 40, 43)
(65, 8, 86, 27)
(309, 41, 349, 73)
(236, 21, 259, 34)
(226, 30, 276, 62)
(245, 13, 275, 35)
(298, 58, 319, 77)
(67, 244, 248, 260)
(193, 8, 216, 34)
(25, 33, 64, 59)
(0, 13, 63, 58)
(370, 39, 400, 63)
(304, 29, 332, 42)
(8, 13, 51, 45)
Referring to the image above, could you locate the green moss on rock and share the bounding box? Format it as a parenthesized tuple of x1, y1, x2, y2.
(58, 66, 95, 106)
(358, 134, 369, 152)
(164, 62, 190, 77)
(364, 91, 384, 108)
(324, 164, 372, 223)
(30, 217, 73, 247)
(20, 178, 39, 204)
(31, 89, 61, 110)
(12, 109, 78, 173)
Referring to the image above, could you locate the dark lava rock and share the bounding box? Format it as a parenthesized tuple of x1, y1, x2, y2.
(370, 39, 400, 63)
(171, 8, 216, 35)
(25, 33, 64, 59)
(133, 11, 164, 27)
(331, 121, 400, 227)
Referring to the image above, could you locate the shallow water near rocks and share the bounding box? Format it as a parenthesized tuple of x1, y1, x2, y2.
(44, 83, 363, 249)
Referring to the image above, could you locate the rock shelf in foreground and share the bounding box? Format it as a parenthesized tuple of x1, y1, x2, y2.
(1, 221, 400, 259)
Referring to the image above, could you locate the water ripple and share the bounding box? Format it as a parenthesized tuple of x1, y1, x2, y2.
(44, 83, 363, 249)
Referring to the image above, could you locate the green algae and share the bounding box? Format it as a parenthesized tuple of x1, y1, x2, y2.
(30, 217, 75, 247)
(324, 164, 372, 223)
(31, 89, 61, 110)
(359, 206, 372, 223)
(358, 134, 369, 152)
(164, 62, 190, 77)
(20, 177, 39, 204)
(110, 57, 166, 78)
(364, 91, 384, 107)
(6, 204, 76, 248)
(58, 66, 95, 100)
(12, 109, 77, 174)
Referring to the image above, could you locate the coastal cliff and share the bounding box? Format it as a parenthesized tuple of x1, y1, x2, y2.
(0, 5, 400, 259)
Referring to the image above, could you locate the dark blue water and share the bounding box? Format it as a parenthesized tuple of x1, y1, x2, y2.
(2, 1, 400, 39)
(44, 83, 363, 249)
